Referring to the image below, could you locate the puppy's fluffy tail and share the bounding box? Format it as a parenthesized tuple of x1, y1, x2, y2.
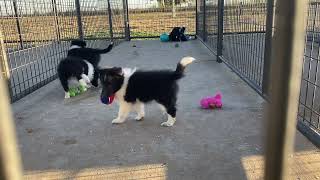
(173, 56, 195, 79)
(96, 42, 114, 54)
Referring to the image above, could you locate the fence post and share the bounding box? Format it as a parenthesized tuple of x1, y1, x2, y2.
(0, 71, 23, 180)
(262, 0, 274, 97)
(122, 0, 130, 40)
(195, 0, 198, 38)
(0, 29, 13, 100)
(0, 31, 10, 80)
(0, 30, 13, 102)
(12, 0, 23, 49)
(52, 0, 61, 42)
(75, 0, 84, 40)
(107, 0, 114, 40)
(264, 0, 308, 179)
(202, 0, 206, 41)
(217, 0, 224, 63)
(0, 32, 23, 180)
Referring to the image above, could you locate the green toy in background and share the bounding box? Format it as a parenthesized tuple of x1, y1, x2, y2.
(160, 33, 169, 42)
(68, 85, 87, 97)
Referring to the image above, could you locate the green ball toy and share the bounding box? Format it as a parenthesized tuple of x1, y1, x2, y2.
(68, 85, 87, 97)
(78, 85, 86, 93)
(160, 33, 169, 42)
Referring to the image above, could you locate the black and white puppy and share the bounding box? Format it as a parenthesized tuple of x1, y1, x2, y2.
(57, 40, 113, 98)
(99, 57, 195, 127)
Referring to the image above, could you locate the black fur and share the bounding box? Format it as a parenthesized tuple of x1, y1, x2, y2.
(169, 27, 188, 42)
(99, 67, 124, 99)
(67, 41, 113, 67)
(99, 60, 192, 119)
(58, 57, 89, 92)
(58, 40, 113, 93)
(125, 70, 180, 118)
(71, 39, 87, 48)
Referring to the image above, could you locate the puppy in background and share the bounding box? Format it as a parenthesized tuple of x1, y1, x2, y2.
(58, 40, 113, 98)
(99, 56, 195, 127)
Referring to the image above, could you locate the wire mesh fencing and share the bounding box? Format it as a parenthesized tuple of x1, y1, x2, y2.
(196, 0, 205, 39)
(197, 0, 267, 93)
(127, 0, 196, 39)
(222, 1, 267, 92)
(197, 0, 320, 144)
(298, 0, 320, 139)
(0, 0, 125, 102)
(196, 0, 218, 50)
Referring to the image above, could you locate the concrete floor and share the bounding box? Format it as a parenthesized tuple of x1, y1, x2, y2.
(12, 40, 318, 179)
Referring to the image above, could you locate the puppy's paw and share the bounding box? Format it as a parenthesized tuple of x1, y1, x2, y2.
(65, 92, 70, 99)
(135, 116, 144, 121)
(108, 42, 114, 49)
(112, 118, 125, 124)
(161, 121, 174, 127)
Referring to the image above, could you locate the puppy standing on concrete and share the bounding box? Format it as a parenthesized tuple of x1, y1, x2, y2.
(57, 40, 113, 98)
(99, 57, 195, 127)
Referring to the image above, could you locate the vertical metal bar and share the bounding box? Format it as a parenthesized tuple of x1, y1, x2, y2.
(75, 0, 84, 40)
(52, 0, 61, 42)
(195, 0, 198, 37)
(301, 3, 316, 128)
(122, 0, 130, 40)
(107, 0, 114, 40)
(0, 57, 23, 180)
(262, 0, 274, 97)
(0, 30, 13, 102)
(308, 2, 320, 132)
(12, 0, 23, 49)
(1, 28, 14, 102)
(216, 0, 224, 63)
(202, 0, 206, 41)
(172, 0, 176, 18)
(264, 0, 308, 179)
(0, 31, 10, 80)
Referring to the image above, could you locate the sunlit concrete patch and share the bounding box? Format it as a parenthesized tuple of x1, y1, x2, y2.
(24, 163, 167, 180)
(242, 150, 320, 180)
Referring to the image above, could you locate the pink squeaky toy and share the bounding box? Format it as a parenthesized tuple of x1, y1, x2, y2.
(200, 92, 223, 109)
